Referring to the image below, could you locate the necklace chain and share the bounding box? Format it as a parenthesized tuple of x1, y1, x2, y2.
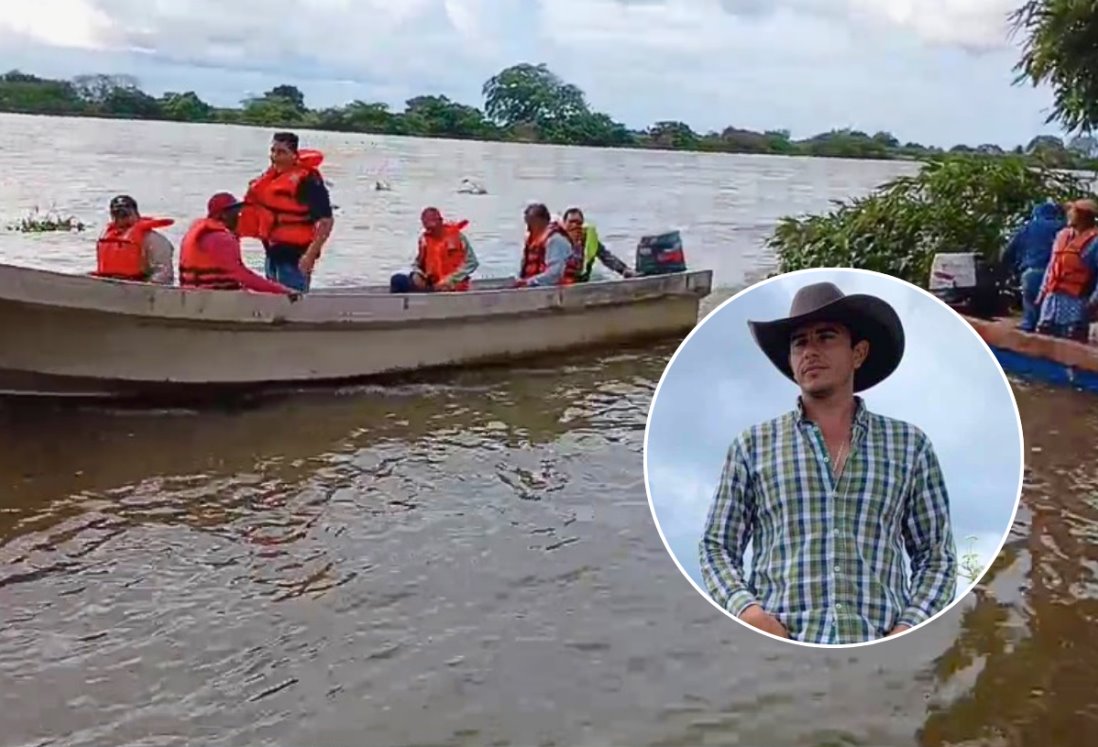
(831, 439, 849, 477)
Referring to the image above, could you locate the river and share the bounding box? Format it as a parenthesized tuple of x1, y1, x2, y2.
(1, 114, 1095, 747)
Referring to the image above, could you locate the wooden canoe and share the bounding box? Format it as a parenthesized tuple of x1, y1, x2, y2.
(964, 314, 1098, 394)
(0, 262, 713, 400)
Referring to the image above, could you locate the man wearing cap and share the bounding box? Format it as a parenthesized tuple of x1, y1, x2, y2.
(93, 195, 176, 284)
(699, 280, 958, 645)
(178, 193, 296, 295)
(1035, 197, 1098, 340)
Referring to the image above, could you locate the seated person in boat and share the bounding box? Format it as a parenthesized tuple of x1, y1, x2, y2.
(513, 203, 582, 287)
(93, 194, 176, 284)
(390, 207, 480, 293)
(561, 207, 636, 282)
(1035, 198, 1098, 341)
(236, 131, 333, 293)
(178, 192, 296, 295)
(1001, 200, 1064, 332)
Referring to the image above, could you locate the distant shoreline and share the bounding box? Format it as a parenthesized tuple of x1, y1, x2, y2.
(0, 108, 932, 166)
(3, 65, 1092, 170)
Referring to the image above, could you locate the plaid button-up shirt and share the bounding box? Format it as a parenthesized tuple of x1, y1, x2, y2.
(699, 397, 958, 644)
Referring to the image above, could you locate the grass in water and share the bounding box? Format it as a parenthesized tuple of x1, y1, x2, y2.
(7, 206, 86, 233)
(959, 534, 985, 584)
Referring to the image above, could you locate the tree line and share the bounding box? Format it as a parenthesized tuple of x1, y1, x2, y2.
(1, 63, 1095, 168)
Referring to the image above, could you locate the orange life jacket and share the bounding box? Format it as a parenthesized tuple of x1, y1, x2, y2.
(1043, 226, 1098, 297)
(94, 217, 174, 281)
(520, 221, 580, 285)
(178, 217, 244, 290)
(417, 220, 472, 291)
(237, 149, 325, 247)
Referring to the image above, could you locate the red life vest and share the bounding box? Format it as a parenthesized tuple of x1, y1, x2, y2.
(417, 220, 472, 291)
(520, 221, 580, 285)
(178, 218, 244, 290)
(94, 217, 174, 281)
(1044, 226, 1098, 298)
(237, 149, 325, 247)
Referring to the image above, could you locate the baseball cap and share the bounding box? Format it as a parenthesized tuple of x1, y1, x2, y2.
(109, 194, 139, 215)
(207, 192, 243, 217)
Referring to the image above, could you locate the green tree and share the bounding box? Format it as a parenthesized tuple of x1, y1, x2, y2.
(647, 120, 698, 149)
(1011, 0, 1098, 131)
(268, 84, 306, 112)
(768, 155, 1090, 287)
(240, 94, 307, 125)
(314, 101, 395, 133)
(0, 70, 84, 114)
(481, 63, 589, 129)
(401, 94, 495, 138)
(159, 91, 212, 121)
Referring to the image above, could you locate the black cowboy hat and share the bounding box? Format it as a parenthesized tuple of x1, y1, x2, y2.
(747, 281, 905, 393)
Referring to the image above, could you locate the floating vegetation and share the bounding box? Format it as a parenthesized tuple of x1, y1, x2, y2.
(7, 206, 87, 233)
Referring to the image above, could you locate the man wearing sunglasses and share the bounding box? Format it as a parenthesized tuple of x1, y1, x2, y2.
(93, 194, 176, 285)
(561, 207, 635, 282)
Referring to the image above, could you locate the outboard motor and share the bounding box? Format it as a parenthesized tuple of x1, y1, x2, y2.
(636, 230, 688, 276)
(928, 252, 1009, 318)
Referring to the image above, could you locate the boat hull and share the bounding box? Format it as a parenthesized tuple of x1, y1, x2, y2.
(964, 315, 1098, 394)
(0, 264, 712, 400)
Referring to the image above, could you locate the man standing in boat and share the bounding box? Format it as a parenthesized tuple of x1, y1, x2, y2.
(390, 207, 480, 293)
(560, 207, 635, 282)
(514, 203, 581, 287)
(699, 280, 958, 645)
(93, 195, 176, 285)
(1001, 200, 1064, 333)
(236, 131, 334, 293)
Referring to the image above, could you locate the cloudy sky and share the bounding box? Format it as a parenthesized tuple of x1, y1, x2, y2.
(644, 269, 1024, 607)
(0, 0, 1067, 148)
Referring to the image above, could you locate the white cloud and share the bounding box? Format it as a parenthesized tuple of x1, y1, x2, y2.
(850, 0, 1018, 50)
(0, 0, 1065, 146)
(1, 0, 113, 49)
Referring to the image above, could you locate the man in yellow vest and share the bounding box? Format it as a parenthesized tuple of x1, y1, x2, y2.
(561, 207, 636, 282)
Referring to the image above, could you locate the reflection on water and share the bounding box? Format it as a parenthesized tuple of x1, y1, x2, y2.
(916, 378, 1098, 746)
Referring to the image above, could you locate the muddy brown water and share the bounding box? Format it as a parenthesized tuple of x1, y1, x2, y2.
(1, 114, 1096, 746)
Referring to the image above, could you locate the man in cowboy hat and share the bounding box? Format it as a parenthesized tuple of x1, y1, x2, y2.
(698, 279, 958, 645)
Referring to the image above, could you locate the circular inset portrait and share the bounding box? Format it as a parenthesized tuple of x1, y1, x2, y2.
(644, 268, 1024, 648)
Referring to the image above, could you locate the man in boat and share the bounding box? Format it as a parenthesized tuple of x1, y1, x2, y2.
(93, 194, 176, 284)
(699, 281, 958, 645)
(561, 207, 635, 282)
(1001, 200, 1064, 332)
(1035, 198, 1098, 341)
(513, 203, 581, 288)
(178, 192, 297, 295)
(389, 207, 480, 293)
(236, 131, 334, 293)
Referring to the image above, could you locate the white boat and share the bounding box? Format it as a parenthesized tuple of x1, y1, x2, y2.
(0, 262, 713, 400)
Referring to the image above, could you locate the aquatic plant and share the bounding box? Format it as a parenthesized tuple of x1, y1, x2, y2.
(959, 534, 986, 585)
(7, 206, 86, 233)
(767, 155, 1092, 287)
